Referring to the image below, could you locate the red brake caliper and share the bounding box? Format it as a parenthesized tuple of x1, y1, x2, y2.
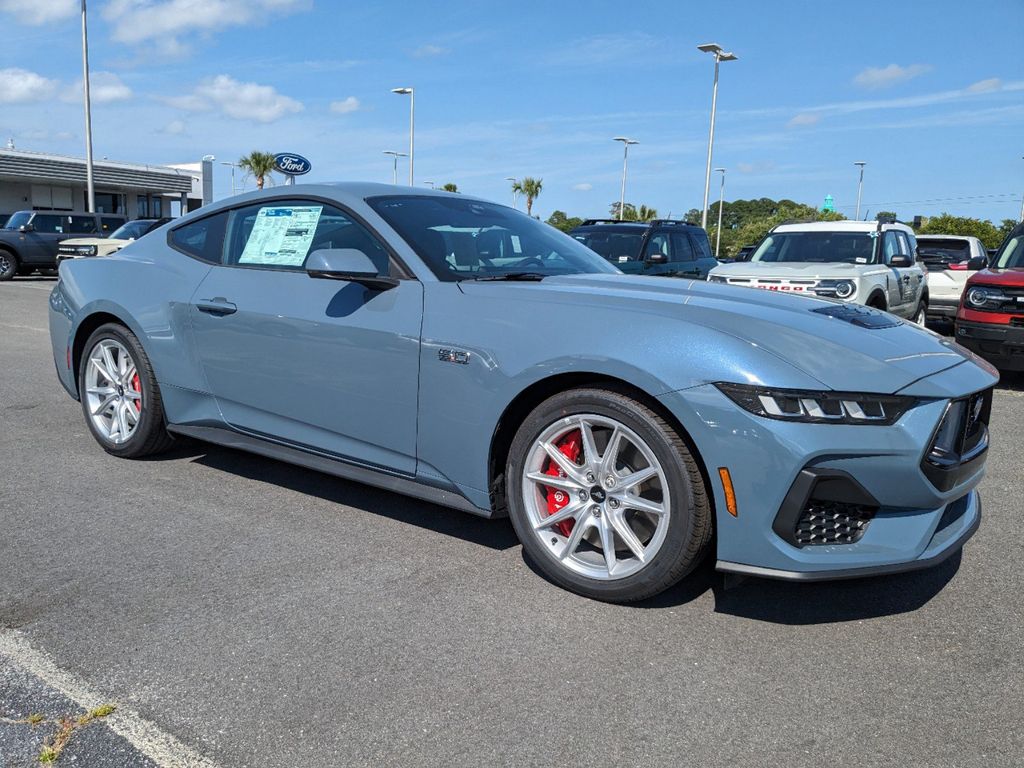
(131, 372, 142, 415)
(543, 430, 581, 537)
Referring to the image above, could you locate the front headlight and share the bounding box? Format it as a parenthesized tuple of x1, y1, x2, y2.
(965, 285, 1004, 309)
(715, 382, 914, 425)
(76, 245, 98, 256)
(708, 274, 727, 283)
(814, 279, 857, 300)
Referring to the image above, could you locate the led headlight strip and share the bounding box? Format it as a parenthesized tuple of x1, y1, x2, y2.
(715, 382, 914, 425)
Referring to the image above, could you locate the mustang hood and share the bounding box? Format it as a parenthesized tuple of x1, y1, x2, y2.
(500, 274, 977, 394)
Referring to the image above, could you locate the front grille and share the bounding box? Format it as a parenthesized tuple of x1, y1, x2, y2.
(794, 500, 876, 546)
(921, 388, 993, 491)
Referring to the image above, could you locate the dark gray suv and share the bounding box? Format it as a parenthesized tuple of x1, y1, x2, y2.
(0, 211, 126, 280)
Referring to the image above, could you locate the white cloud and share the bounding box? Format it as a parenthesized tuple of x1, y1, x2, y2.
(412, 44, 449, 58)
(0, 68, 58, 103)
(787, 112, 821, 128)
(736, 161, 776, 174)
(571, 183, 592, 191)
(0, 0, 75, 24)
(329, 96, 360, 114)
(102, 0, 311, 55)
(852, 63, 931, 90)
(542, 33, 659, 67)
(967, 77, 1001, 94)
(162, 119, 186, 134)
(166, 75, 303, 123)
(62, 72, 133, 104)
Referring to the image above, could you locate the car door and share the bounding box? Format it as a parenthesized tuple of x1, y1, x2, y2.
(880, 230, 906, 312)
(890, 231, 921, 316)
(642, 232, 673, 275)
(20, 213, 70, 264)
(186, 198, 423, 475)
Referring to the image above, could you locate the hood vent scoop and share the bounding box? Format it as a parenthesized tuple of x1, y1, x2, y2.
(811, 304, 901, 329)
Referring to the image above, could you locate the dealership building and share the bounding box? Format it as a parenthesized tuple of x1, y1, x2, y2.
(0, 147, 212, 222)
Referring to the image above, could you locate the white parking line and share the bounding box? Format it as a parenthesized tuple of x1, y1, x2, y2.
(0, 283, 55, 292)
(0, 323, 46, 333)
(0, 630, 220, 768)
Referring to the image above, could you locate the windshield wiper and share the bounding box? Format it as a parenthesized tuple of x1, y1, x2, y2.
(468, 272, 548, 282)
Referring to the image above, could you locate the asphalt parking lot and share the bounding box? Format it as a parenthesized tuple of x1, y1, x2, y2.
(1, 278, 1022, 767)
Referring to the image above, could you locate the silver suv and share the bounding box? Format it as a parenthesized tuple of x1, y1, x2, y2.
(708, 219, 927, 324)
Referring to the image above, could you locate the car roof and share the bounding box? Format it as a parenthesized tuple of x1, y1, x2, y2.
(572, 220, 701, 232)
(773, 220, 915, 235)
(916, 234, 979, 243)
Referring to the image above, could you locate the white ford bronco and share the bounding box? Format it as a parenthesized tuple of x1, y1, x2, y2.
(709, 219, 928, 324)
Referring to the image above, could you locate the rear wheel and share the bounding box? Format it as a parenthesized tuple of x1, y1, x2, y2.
(506, 387, 712, 602)
(0, 250, 17, 281)
(911, 299, 927, 326)
(79, 323, 174, 458)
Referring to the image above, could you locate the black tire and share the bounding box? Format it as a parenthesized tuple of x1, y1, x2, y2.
(911, 299, 927, 326)
(506, 387, 713, 603)
(0, 250, 17, 281)
(866, 293, 887, 311)
(78, 323, 174, 458)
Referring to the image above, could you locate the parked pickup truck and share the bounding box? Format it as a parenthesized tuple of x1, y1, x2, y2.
(917, 235, 989, 321)
(708, 218, 928, 324)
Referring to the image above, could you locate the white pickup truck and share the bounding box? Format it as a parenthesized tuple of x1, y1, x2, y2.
(709, 219, 928, 324)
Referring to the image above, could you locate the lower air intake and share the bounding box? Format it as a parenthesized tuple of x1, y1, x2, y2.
(794, 500, 876, 546)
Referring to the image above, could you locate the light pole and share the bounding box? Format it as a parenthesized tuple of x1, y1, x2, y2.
(506, 177, 518, 209)
(220, 161, 238, 196)
(714, 167, 726, 258)
(613, 137, 639, 220)
(854, 161, 867, 220)
(697, 43, 737, 230)
(391, 87, 414, 185)
(1019, 156, 1023, 223)
(80, 0, 95, 212)
(383, 150, 407, 185)
(423, 181, 435, 189)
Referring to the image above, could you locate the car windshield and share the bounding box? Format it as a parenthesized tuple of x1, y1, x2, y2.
(994, 235, 1024, 269)
(367, 195, 620, 281)
(108, 221, 153, 240)
(751, 231, 877, 264)
(572, 229, 645, 263)
(3, 212, 30, 230)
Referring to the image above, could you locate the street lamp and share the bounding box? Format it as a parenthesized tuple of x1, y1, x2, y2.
(714, 167, 726, 258)
(80, 0, 95, 212)
(854, 161, 867, 220)
(391, 87, 414, 185)
(383, 150, 407, 185)
(220, 161, 238, 196)
(697, 43, 737, 230)
(506, 176, 519, 209)
(423, 181, 435, 189)
(613, 137, 639, 220)
(1019, 156, 1023, 223)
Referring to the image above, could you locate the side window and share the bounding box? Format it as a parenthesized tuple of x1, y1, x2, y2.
(32, 214, 65, 234)
(690, 231, 714, 261)
(224, 200, 391, 274)
(69, 216, 98, 235)
(101, 217, 125, 234)
(897, 232, 915, 262)
(670, 233, 697, 264)
(170, 212, 228, 263)
(645, 233, 671, 261)
(882, 231, 900, 264)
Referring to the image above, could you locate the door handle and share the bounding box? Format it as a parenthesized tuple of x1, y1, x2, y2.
(195, 298, 237, 316)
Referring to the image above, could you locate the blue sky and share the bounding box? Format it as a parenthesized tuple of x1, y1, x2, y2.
(1, 0, 1022, 222)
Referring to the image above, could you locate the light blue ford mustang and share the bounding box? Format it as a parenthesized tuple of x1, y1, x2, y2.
(49, 184, 997, 602)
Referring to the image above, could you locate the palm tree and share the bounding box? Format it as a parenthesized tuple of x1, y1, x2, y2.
(441, 182, 458, 193)
(635, 204, 659, 222)
(238, 151, 277, 190)
(514, 177, 543, 216)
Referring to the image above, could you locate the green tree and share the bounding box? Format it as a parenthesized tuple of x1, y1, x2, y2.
(546, 210, 584, 233)
(237, 150, 277, 190)
(441, 182, 458, 193)
(514, 177, 543, 216)
(708, 199, 846, 259)
(876, 210, 898, 221)
(998, 219, 1017, 241)
(918, 213, 1005, 250)
(609, 202, 658, 221)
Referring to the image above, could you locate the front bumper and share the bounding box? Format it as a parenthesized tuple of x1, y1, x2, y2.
(927, 296, 959, 319)
(658, 361, 995, 580)
(956, 319, 1024, 371)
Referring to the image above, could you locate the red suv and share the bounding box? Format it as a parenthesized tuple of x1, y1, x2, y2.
(956, 221, 1024, 370)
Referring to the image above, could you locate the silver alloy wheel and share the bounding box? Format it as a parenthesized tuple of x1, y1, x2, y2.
(914, 304, 927, 326)
(84, 339, 142, 445)
(521, 414, 671, 581)
(0, 253, 11, 273)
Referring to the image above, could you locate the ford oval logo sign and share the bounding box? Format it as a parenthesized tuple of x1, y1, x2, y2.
(273, 153, 311, 176)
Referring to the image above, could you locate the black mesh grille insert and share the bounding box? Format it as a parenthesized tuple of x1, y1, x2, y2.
(794, 500, 876, 546)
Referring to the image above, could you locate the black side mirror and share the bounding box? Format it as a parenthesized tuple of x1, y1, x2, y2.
(645, 252, 668, 265)
(18, 224, 33, 233)
(306, 248, 398, 290)
(966, 256, 987, 271)
(890, 254, 912, 268)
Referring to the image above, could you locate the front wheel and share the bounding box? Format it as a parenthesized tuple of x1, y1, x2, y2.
(0, 251, 17, 281)
(911, 299, 927, 326)
(506, 387, 712, 602)
(79, 323, 174, 458)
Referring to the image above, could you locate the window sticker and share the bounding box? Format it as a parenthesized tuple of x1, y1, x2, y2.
(238, 205, 323, 266)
